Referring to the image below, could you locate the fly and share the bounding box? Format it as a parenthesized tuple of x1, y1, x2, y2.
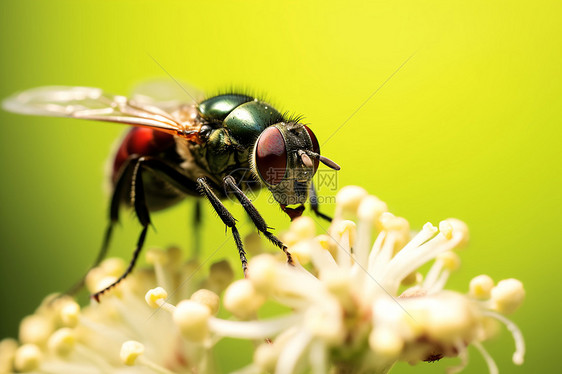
(2, 84, 340, 301)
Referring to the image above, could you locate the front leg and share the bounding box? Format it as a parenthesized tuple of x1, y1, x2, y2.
(309, 181, 333, 222)
(223, 175, 294, 266)
(197, 177, 248, 275)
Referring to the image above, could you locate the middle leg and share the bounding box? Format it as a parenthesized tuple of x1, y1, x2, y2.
(223, 175, 293, 265)
(197, 177, 248, 275)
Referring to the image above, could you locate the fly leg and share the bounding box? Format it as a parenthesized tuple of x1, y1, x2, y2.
(62, 156, 137, 297)
(92, 156, 200, 301)
(309, 181, 333, 222)
(223, 176, 294, 265)
(91, 157, 150, 302)
(192, 199, 202, 257)
(197, 177, 248, 276)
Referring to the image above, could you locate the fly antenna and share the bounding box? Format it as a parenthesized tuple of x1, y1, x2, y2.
(305, 151, 341, 171)
(319, 155, 341, 170)
(298, 150, 314, 168)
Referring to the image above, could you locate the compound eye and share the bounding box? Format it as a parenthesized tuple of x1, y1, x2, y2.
(303, 125, 320, 172)
(255, 127, 287, 185)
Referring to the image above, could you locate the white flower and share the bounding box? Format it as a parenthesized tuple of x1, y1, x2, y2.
(227, 186, 526, 374)
(0, 186, 525, 374)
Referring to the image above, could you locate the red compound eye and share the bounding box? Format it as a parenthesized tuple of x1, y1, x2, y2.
(304, 125, 320, 172)
(255, 127, 287, 185)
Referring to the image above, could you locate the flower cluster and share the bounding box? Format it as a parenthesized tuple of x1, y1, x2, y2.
(0, 186, 525, 374)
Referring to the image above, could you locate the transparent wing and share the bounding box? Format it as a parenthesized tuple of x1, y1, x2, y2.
(131, 79, 202, 110)
(2, 86, 201, 142)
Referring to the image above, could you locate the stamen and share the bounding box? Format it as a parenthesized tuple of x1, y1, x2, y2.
(469, 275, 494, 299)
(372, 230, 397, 276)
(146, 248, 173, 294)
(190, 289, 220, 315)
(310, 238, 339, 274)
(334, 186, 368, 220)
(367, 230, 386, 273)
(59, 300, 80, 328)
(309, 339, 327, 374)
(333, 220, 356, 269)
(13, 344, 42, 372)
(356, 196, 388, 267)
(145, 287, 176, 313)
(490, 279, 525, 314)
(483, 311, 525, 365)
(208, 314, 301, 339)
(47, 328, 75, 357)
(424, 252, 459, 293)
(446, 341, 468, 374)
(120, 340, 144, 366)
(385, 222, 465, 292)
(138, 355, 176, 374)
(120, 340, 176, 374)
(223, 279, 265, 319)
(0, 339, 18, 373)
(173, 300, 211, 342)
(19, 314, 54, 346)
(276, 330, 313, 374)
(423, 257, 444, 290)
(473, 341, 499, 374)
(74, 343, 116, 372)
(290, 216, 317, 240)
(428, 269, 451, 294)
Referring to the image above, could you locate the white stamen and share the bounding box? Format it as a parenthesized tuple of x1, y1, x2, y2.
(309, 339, 327, 374)
(423, 257, 444, 290)
(483, 311, 525, 365)
(276, 329, 313, 374)
(473, 341, 499, 374)
(446, 340, 469, 374)
(209, 314, 301, 339)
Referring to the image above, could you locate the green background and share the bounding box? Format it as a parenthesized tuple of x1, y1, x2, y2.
(1, 0, 560, 373)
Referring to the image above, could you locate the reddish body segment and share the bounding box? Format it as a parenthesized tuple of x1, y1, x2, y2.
(112, 127, 176, 183)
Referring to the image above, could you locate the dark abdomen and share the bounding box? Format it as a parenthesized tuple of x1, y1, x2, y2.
(112, 127, 186, 211)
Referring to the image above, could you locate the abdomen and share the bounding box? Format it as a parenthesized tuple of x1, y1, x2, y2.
(111, 127, 186, 211)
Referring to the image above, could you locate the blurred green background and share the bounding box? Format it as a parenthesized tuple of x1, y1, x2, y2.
(1, 0, 560, 372)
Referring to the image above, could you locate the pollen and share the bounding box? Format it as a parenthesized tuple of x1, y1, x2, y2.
(469, 274, 495, 299)
(145, 286, 169, 309)
(120, 340, 145, 366)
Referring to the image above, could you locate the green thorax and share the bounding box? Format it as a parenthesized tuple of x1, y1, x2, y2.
(192, 94, 284, 177)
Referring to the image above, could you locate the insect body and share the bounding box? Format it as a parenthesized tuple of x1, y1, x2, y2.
(3, 85, 340, 301)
